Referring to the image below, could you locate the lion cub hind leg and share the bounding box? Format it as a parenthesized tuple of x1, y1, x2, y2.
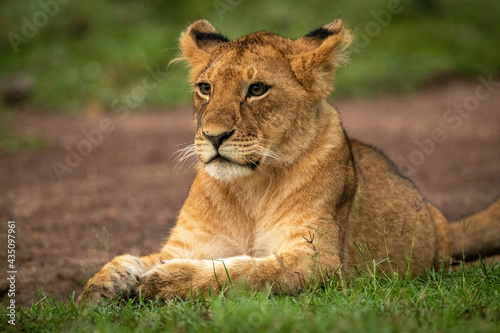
(450, 199, 500, 260)
(78, 255, 147, 304)
(426, 203, 452, 267)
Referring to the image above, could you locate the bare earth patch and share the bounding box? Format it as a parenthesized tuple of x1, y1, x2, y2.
(0, 80, 498, 305)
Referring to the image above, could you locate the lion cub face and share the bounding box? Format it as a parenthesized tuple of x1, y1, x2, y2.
(191, 43, 306, 181)
(179, 20, 351, 181)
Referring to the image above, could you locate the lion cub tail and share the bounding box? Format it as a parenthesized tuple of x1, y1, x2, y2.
(450, 200, 500, 261)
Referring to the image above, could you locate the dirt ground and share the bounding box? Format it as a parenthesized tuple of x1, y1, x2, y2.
(0, 79, 499, 306)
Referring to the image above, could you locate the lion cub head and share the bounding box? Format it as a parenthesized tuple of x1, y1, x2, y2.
(179, 19, 351, 181)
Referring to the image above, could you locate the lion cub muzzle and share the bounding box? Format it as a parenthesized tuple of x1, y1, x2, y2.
(196, 127, 262, 181)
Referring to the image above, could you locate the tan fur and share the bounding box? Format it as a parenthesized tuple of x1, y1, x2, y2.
(450, 200, 500, 260)
(78, 19, 499, 303)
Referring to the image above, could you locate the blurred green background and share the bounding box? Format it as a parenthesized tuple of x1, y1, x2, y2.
(1, 0, 499, 113)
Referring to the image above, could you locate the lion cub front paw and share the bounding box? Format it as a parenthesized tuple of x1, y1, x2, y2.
(78, 255, 145, 304)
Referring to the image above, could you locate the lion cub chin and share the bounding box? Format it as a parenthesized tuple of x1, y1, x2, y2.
(204, 158, 255, 182)
(78, 18, 466, 304)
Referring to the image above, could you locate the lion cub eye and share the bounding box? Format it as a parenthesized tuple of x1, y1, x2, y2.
(197, 83, 212, 96)
(247, 83, 269, 98)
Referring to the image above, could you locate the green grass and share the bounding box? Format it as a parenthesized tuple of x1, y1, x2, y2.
(1, 0, 500, 113)
(2, 262, 499, 332)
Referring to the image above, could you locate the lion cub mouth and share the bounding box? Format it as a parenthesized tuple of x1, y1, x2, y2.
(203, 152, 261, 181)
(207, 155, 259, 169)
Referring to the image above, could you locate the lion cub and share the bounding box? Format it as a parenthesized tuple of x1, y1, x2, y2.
(79, 19, 498, 303)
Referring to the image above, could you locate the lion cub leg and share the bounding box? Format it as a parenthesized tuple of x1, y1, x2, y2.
(427, 203, 452, 267)
(135, 244, 337, 300)
(78, 254, 161, 304)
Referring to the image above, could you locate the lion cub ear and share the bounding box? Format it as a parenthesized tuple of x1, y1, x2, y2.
(179, 20, 229, 70)
(290, 19, 352, 99)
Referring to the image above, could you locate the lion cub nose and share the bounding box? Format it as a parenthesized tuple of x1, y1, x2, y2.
(202, 130, 235, 150)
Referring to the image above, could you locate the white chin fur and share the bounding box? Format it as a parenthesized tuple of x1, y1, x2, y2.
(204, 161, 253, 182)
